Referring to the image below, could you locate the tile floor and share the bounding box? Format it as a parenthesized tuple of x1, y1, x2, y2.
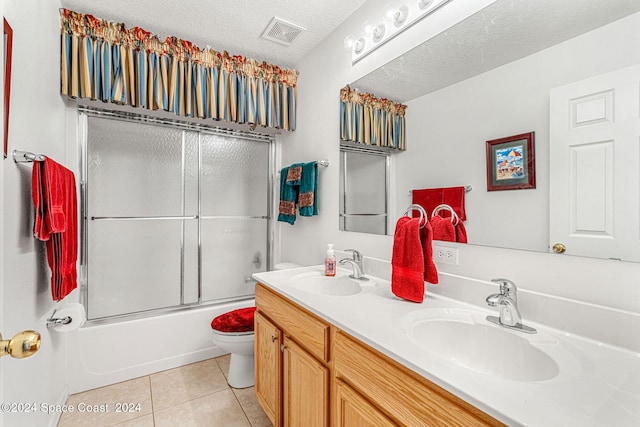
(58, 355, 272, 427)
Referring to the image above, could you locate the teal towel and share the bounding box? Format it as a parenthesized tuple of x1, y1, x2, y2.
(277, 162, 319, 224)
(298, 162, 318, 217)
(277, 165, 298, 224)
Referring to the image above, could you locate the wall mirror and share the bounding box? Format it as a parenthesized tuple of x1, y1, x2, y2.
(342, 0, 640, 262)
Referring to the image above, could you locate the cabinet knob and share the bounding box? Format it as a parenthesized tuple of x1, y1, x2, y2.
(552, 243, 566, 253)
(280, 344, 287, 353)
(271, 335, 278, 342)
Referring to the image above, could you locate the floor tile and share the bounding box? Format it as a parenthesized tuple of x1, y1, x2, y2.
(58, 377, 152, 427)
(113, 414, 155, 426)
(216, 354, 231, 381)
(154, 388, 251, 427)
(150, 358, 229, 411)
(232, 386, 271, 427)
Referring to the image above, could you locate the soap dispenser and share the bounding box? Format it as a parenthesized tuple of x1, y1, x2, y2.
(325, 244, 336, 276)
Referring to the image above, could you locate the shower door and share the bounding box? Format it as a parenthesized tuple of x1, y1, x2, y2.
(83, 112, 271, 320)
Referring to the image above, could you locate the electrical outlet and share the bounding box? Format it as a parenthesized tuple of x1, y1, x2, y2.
(432, 245, 459, 265)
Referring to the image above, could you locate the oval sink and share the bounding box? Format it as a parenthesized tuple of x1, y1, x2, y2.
(401, 309, 566, 382)
(290, 272, 365, 296)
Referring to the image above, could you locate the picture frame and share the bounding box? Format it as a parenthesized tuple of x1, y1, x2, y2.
(485, 132, 535, 191)
(4, 17, 13, 159)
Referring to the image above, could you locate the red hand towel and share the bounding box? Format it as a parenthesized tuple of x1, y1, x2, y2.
(391, 216, 425, 303)
(32, 157, 78, 301)
(431, 216, 456, 242)
(421, 221, 438, 284)
(455, 220, 468, 243)
(412, 186, 466, 221)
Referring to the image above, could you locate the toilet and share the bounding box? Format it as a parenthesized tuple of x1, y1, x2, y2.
(211, 262, 301, 388)
(211, 307, 257, 388)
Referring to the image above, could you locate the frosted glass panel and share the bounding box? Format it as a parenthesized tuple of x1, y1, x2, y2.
(343, 151, 387, 214)
(87, 117, 184, 217)
(87, 220, 182, 319)
(343, 216, 387, 235)
(201, 218, 267, 302)
(84, 112, 271, 320)
(200, 134, 269, 216)
(340, 150, 389, 235)
(184, 131, 199, 216)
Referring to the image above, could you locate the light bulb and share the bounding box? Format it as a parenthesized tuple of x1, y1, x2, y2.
(362, 20, 375, 36)
(372, 23, 386, 43)
(393, 5, 409, 27)
(353, 37, 365, 54)
(384, 5, 397, 21)
(343, 35, 356, 49)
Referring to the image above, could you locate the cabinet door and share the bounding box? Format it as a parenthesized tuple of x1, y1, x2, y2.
(255, 311, 282, 427)
(283, 337, 329, 427)
(334, 379, 397, 427)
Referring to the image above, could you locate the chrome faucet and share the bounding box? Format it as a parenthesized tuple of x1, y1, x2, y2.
(339, 249, 369, 281)
(486, 278, 536, 334)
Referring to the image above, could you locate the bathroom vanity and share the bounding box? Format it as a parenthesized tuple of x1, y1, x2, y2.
(253, 266, 640, 426)
(254, 282, 501, 426)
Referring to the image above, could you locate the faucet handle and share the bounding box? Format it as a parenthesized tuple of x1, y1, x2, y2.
(344, 249, 362, 262)
(491, 278, 517, 297)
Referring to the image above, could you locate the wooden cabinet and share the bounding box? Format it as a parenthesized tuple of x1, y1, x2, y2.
(283, 337, 329, 426)
(333, 330, 504, 427)
(254, 311, 282, 426)
(334, 379, 396, 427)
(255, 282, 504, 427)
(255, 283, 330, 427)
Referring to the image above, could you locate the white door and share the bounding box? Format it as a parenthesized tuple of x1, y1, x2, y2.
(550, 64, 640, 261)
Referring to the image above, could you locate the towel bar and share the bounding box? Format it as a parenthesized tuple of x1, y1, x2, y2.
(13, 149, 45, 163)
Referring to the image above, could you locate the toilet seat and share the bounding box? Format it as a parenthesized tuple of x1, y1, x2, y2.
(211, 307, 256, 334)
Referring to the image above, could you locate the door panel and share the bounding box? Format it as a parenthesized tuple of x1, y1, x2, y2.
(550, 64, 640, 261)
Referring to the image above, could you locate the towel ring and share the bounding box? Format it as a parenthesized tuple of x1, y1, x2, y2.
(403, 204, 428, 228)
(431, 204, 459, 226)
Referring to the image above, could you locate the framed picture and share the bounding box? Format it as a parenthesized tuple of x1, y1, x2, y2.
(4, 18, 13, 159)
(486, 132, 535, 191)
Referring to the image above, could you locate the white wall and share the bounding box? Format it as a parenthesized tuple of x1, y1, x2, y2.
(279, 8, 640, 316)
(2, 1, 70, 426)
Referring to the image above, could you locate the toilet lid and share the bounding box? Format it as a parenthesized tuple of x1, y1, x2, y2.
(210, 307, 256, 333)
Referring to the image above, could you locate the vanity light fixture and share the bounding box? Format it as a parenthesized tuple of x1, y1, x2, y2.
(346, 0, 455, 64)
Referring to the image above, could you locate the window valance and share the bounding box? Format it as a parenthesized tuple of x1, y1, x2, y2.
(340, 85, 406, 150)
(59, 9, 297, 131)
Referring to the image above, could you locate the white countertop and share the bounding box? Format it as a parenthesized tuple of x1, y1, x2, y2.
(253, 265, 640, 427)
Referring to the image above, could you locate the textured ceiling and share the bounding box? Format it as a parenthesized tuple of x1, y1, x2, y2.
(59, 0, 367, 69)
(352, 0, 640, 102)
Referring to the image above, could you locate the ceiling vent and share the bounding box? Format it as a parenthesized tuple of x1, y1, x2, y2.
(261, 17, 306, 46)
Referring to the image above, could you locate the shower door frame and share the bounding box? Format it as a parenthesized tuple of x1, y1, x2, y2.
(78, 107, 275, 324)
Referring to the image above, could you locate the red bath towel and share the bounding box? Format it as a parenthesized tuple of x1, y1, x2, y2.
(32, 157, 78, 301)
(392, 216, 425, 302)
(455, 219, 468, 243)
(422, 221, 438, 285)
(431, 216, 456, 242)
(412, 186, 466, 221)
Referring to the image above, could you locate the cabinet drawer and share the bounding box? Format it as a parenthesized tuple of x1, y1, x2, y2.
(256, 283, 330, 362)
(334, 331, 504, 427)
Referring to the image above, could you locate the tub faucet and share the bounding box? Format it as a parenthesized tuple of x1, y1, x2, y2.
(339, 249, 368, 281)
(486, 278, 536, 334)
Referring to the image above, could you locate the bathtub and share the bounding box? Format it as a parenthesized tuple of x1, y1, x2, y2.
(66, 299, 254, 394)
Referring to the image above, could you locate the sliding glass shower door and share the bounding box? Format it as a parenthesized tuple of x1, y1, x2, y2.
(83, 111, 272, 321)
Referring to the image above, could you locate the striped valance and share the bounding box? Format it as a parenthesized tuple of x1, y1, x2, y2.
(339, 85, 407, 150)
(60, 9, 297, 131)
